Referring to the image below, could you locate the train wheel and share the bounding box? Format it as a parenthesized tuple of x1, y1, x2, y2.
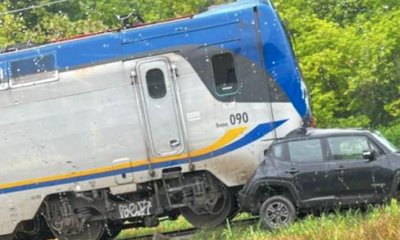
(13, 214, 54, 240)
(181, 184, 234, 228)
(48, 219, 105, 240)
(43, 194, 107, 240)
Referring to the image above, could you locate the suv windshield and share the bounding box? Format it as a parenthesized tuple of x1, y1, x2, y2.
(373, 132, 399, 153)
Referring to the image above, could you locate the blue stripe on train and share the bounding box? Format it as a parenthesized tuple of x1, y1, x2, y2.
(0, 120, 286, 195)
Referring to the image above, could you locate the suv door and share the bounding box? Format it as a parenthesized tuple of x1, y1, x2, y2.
(287, 138, 333, 207)
(326, 135, 390, 204)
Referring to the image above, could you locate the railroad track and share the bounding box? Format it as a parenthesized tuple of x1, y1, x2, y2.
(120, 218, 259, 240)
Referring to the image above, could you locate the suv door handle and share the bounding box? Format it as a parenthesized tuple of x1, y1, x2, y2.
(334, 166, 346, 172)
(286, 168, 299, 174)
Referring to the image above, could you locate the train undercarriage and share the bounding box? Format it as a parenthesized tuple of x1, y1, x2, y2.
(5, 170, 239, 240)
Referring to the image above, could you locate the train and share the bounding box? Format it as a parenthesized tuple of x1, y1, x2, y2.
(0, 0, 311, 239)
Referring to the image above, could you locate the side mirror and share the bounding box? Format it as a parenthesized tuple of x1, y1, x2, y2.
(363, 150, 376, 161)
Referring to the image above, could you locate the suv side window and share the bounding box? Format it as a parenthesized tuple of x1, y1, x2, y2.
(327, 136, 371, 161)
(288, 139, 324, 163)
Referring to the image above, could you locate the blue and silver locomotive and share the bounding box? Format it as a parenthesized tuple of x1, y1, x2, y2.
(0, 1, 311, 239)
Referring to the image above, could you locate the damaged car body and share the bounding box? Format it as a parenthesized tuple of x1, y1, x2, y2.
(239, 128, 400, 230)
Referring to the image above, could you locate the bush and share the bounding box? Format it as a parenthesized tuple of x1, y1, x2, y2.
(378, 122, 400, 148)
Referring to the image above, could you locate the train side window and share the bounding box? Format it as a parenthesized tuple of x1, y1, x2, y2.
(211, 53, 238, 96)
(146, 68, 167, 99)
(10, 54, 58, 88)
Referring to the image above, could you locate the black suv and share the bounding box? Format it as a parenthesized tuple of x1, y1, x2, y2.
(239, 128, 400, 230)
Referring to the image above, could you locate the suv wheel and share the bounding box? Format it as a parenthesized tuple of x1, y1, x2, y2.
(259, 195, 296, 230)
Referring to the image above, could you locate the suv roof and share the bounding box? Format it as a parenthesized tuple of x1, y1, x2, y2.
(282, 128, 371, 142)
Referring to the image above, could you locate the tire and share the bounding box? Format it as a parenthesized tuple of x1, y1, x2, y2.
(259, 195, 296, 231)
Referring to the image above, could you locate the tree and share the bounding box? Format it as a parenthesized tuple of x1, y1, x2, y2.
(274, 0, 400, 128)
(0, 0, 230, 45)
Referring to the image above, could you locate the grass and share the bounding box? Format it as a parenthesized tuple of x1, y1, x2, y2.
(116, 216, 193, 239)
(119, 200, 400, 240)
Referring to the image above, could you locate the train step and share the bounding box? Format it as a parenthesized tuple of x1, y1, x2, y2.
(162, 171, 182, 180)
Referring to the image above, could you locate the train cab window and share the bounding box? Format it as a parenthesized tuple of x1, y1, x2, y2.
(211, 53, 238, 96)
(10, 54, 58, 88)
(146, 68, 167, 99)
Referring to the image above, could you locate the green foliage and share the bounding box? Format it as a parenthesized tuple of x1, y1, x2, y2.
(120, 201, 400, 240)
(0, 3, 26, 45)
(378, 122, 400, 148)
(0, 0, 229, 44)
(193, 200, 400, 240)
(274, 0, 400, 128)
(117, 216, 193, 239)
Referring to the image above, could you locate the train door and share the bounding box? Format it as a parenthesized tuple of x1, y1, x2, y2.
(135, 58, 186, 161)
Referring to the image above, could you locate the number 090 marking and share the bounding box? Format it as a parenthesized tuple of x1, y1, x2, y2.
(230, 112, 249, 125)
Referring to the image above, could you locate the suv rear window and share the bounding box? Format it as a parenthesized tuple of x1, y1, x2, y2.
(288, 139, 323, 163)
(271, 143, 287, 161)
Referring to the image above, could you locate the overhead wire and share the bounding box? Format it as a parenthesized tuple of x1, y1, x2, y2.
(0, 0, 70, 16)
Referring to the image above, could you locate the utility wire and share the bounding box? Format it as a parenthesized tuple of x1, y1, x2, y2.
(0, 0, 70, 16)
